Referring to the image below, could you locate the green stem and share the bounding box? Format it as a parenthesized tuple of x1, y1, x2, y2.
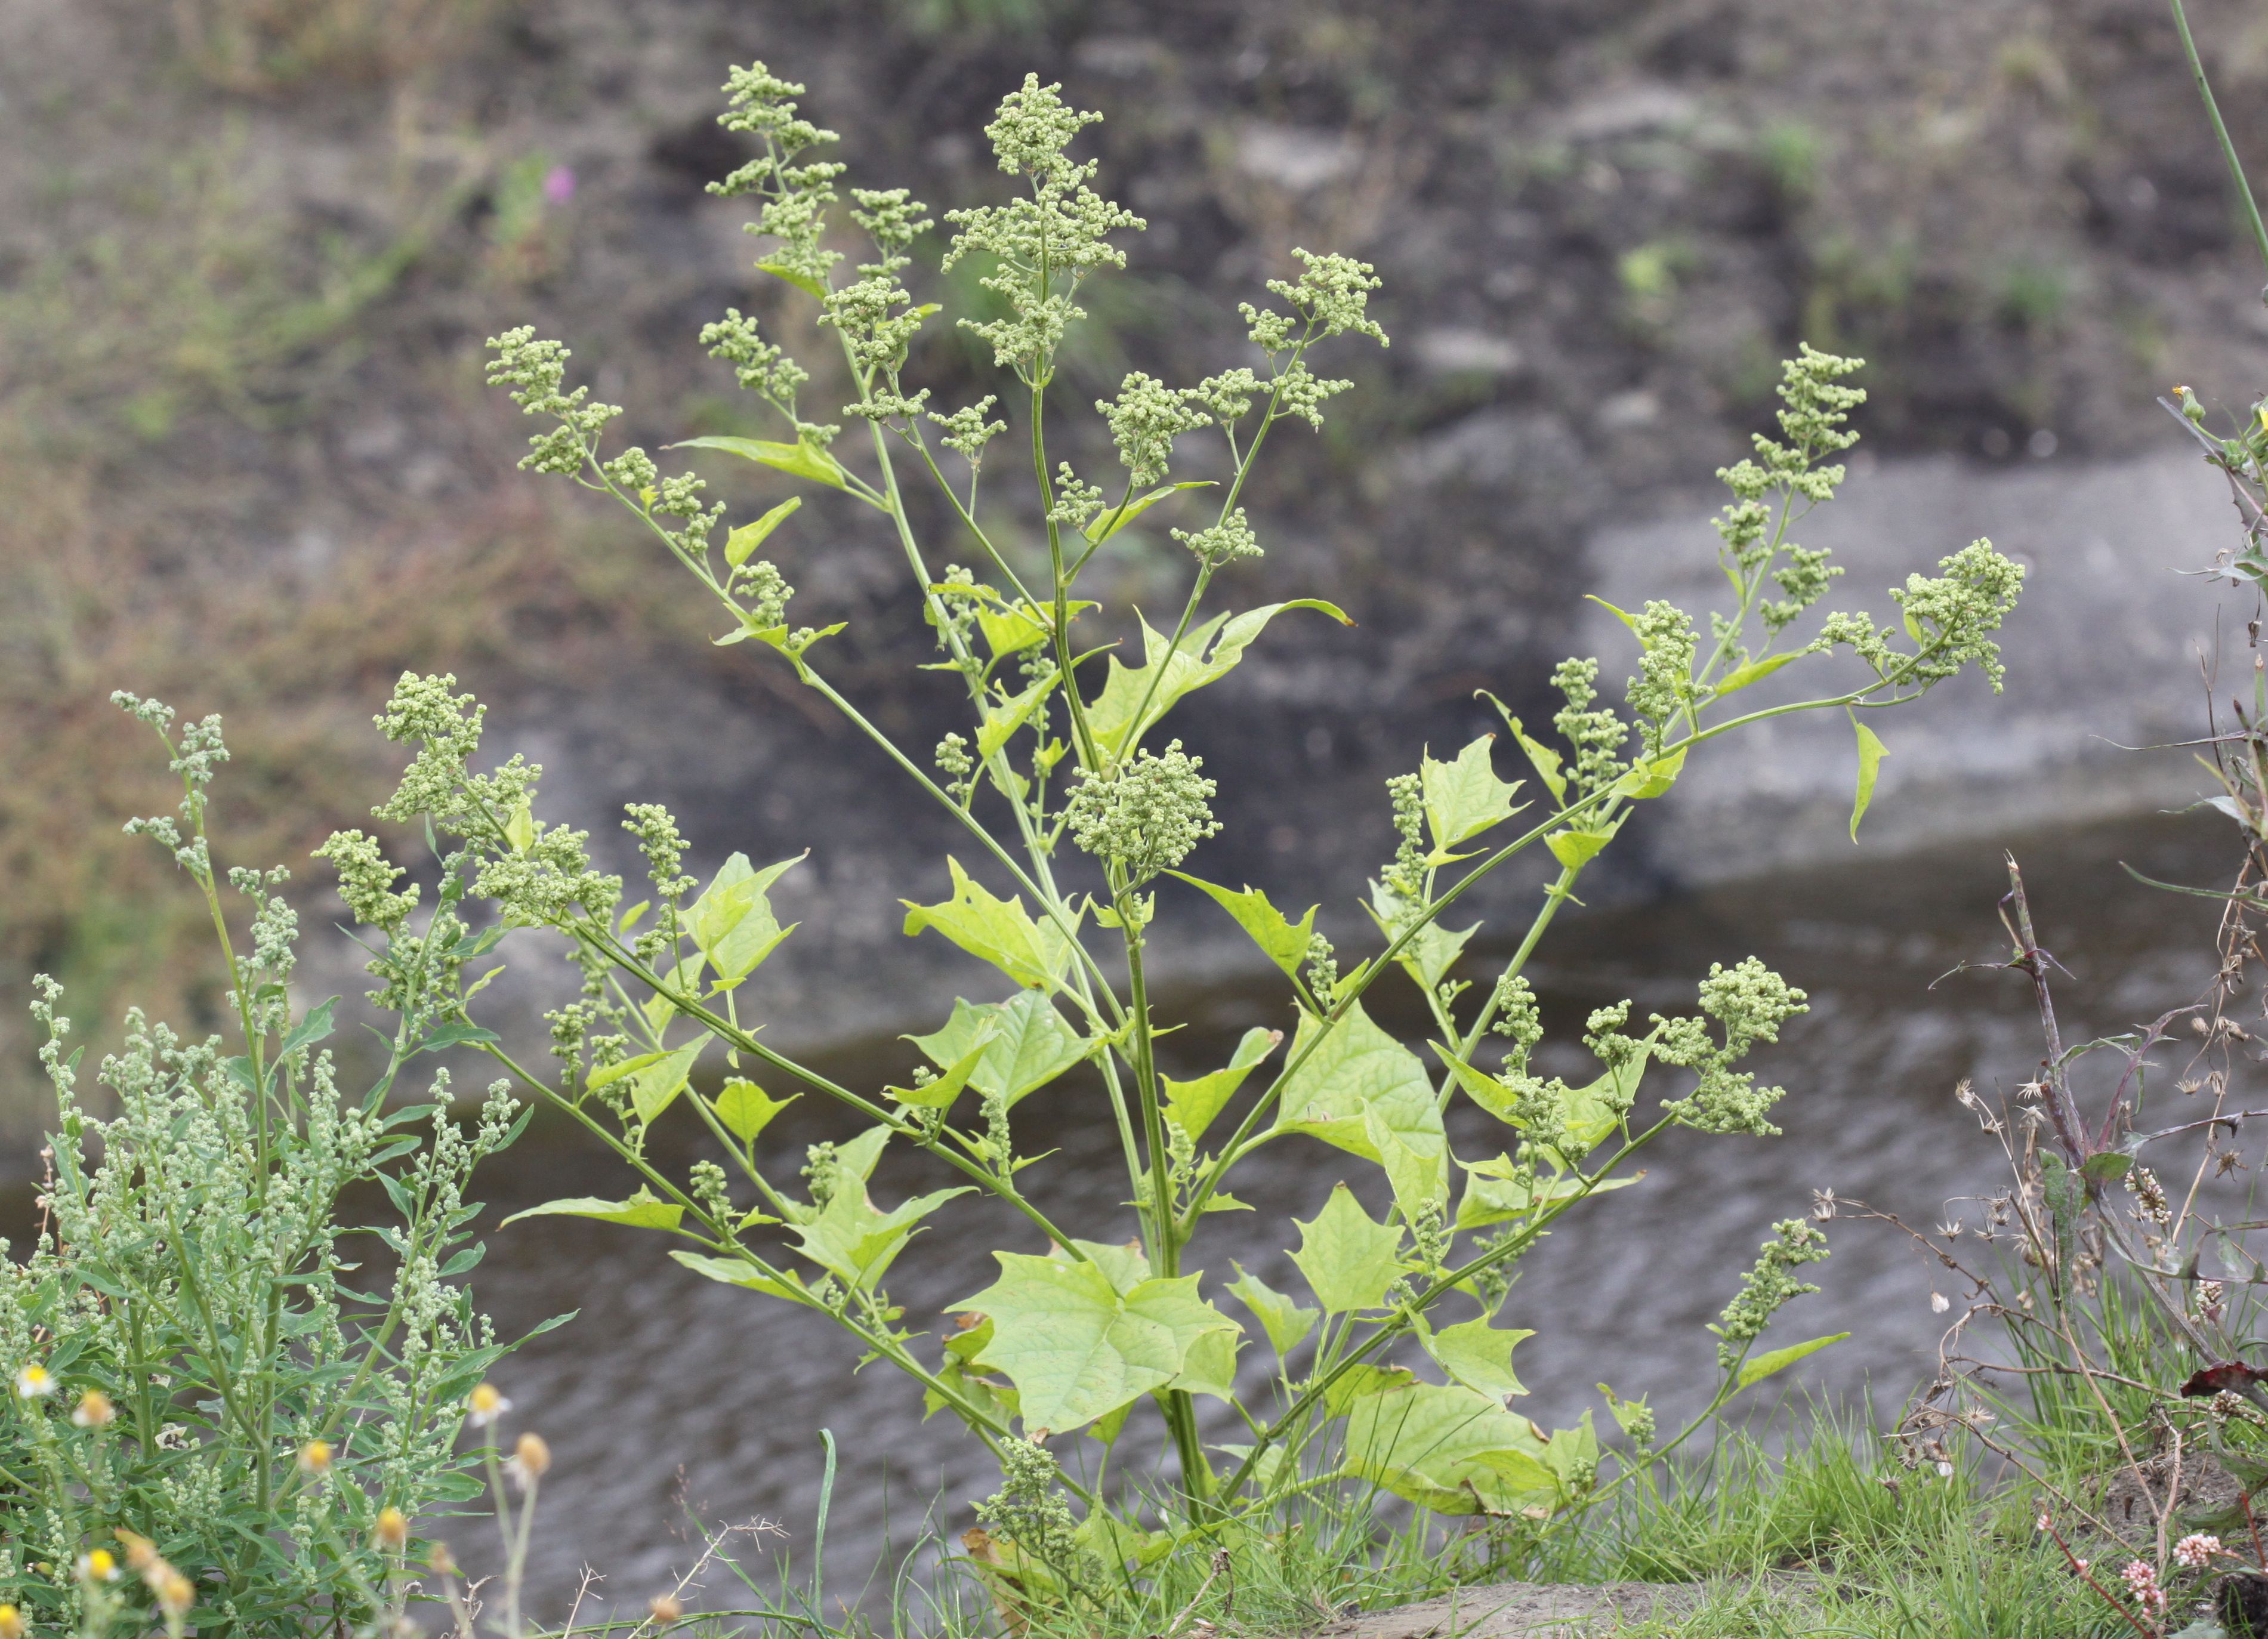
(2170, 0, 2268, 277)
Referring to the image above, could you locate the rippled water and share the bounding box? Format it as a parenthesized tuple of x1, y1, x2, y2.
(460, 811, 2234, 1609)
(3, 812, 2240, 1615)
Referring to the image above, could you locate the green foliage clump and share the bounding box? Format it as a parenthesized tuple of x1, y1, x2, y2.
(313, 55, 2026, 1609)
(1, 697, 531, 1639)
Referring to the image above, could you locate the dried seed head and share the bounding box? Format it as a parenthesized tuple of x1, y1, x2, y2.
(374, 1508, 409, 1551)
(649, 1595, 685, 1624)
(509, 1431, 552, 1487)
(72, 1390, 114, 1428)
(297, 1440, 334, 1476)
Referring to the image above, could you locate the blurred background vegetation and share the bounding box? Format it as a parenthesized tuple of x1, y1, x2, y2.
(5, 0, 2268, 1122)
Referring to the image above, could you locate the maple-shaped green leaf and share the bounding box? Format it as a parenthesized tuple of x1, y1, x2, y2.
(906, 992, 1090, 1107)
(1289, 1184, 1405, 1314)
(712, 1079, 796, 1144)
(791, 1184, 972, 1291)
(954, 1252, 1239, 1433)
(1545, 822, 1621, 870)
(1162, 1027, 1280, 1140)
(1367, 882, 1476, 993)
(1084, 601, 1350, 760)
(584, 1038, 709, 1125)
(501, 1190, 684, 1232)
(1167, 873, 1317, 979)
(1337, 1376, 1560, 1515)
(887, 1035, 993, 1111)
(1420, 736, 1525, 862)
(901, 858, 1075, 990)
(688, 852, 804, 987)
(1422, 1315, 1536, 1401)
(1226, 1264, 1318, 1357)
(976, 671, 1060, 761)
(1272, 1003, 1448, 1211)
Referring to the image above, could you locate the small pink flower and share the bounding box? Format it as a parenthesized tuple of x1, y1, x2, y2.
(2176, 1533, 2223, 1570)
(2121, 1560, 2166, 1612)
(543, 165, 576, 206)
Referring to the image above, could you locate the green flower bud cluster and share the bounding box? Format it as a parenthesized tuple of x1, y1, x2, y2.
(313, 831, 418, 934)
(944, 77, 1143, 382)
(486, 327, 624, 477)
(1550, 658, 1629, 797)
(1491, 974, 1544, 1072)
(930, 396, 1006, 467)
(1624, 600, 1698, 749)
(1809, 540, 2026, 695)
(1099, 372, 1208, 487)
(1173, 507, 1261, 569)
(700, 308, 811, 419)
(735, 560, 795, 631)
(978, 1436, 1082, 1570)
(711, 63, 845, 297)
(1710, 1218, 1829, 1370)
(848, 186, 933, 261)
(822, 272, 928, 378)
(934, 731, 976, 802)
(1303, 931, 1340, 1001)
(1653, 958, 1808, 1136)
(1065, 740, 1220, 884)
(1380, 771, 1427, 909)
(1760, 545, 1841, 636)
(1046, 463, 1104, 528)
(622, 802, 696, 901)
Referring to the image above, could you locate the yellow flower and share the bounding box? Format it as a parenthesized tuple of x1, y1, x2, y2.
(428, 1541, 458, 1576)
(114, 1531, 158, 1573)
(297, 1440, 334, 1476)
(77, 1550, 118, 1583)
(373, 1508, 409, 1551)
(505, 1431, 551, 1489)
(0, 1602, 26, 1639)
(14, 1364, 54, 1399)
(467, 1382, 511, 1427)
(72, 1390, 115, 1428)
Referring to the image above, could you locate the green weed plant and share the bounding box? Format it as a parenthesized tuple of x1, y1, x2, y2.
(313, 61, 2026, 1609)
(0, 702, 538, 1639)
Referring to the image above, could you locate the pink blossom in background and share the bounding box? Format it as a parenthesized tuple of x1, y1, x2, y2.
(542, 165, 576, 206)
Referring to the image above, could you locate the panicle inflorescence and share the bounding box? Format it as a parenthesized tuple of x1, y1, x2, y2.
(1550, 659, 1628, 796)
(1099, 372, 1208, 487)
(1173, 508, 1262, 569)
(1065, 741, 1220, 884)
(944, 78, 1143, 382)
(711, 63, 845, 296)
(1653, 958, 1808, 1136)
(977, 1436, 1082, 1571)
(486, 326, 623, 476)
(930, 396, 1007, 468)
(1624, 600, 1698, 749)
(1710, 1218, 1830, 1369)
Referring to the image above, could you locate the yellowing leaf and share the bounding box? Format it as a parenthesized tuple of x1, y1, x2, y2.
(1423, 1316, 1536, 1401)
(726, 496, 801, 567)
(1545, 823, 1619, 870)
(901, 858, 1073, 990)
(1337, 1377, 1560, 1515)
(713, 1079, 795, 1144)
(1289, 1184, 1404, 1314)
(1168, 873, 1316, 979)
(688, 852, 804, 987)
(1420, 735, 1525, 861)
(1162, 1027, 1280, 1141)
(1226, 1264, 1318, 1357)
(1273, 1004, 1449, 1212)
(887, 1035, 994, 1111)
(905, 992, 1090, 1107)
(502, 1191, 683, 1232)
(502, 798, 536, 854)
(1849, 714, 1888, 842)
(752, 257, 829, 300)
(1609, 746, 1686, 801)
(1084, 601, 1351, 759)
(954, 1252, 1239, 1433)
